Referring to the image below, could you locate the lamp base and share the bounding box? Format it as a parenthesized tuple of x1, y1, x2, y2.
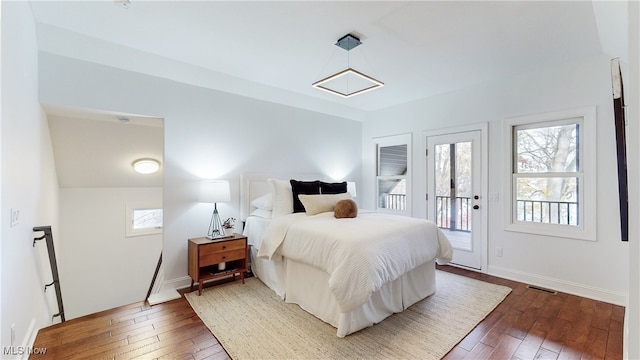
(207, 204, 234, 240)
(206, 234, 234, 240)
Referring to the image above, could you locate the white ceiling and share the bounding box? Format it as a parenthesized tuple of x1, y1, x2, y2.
(30, 1, 628, 120)
(29, 1, 628, 188)
(45, 106, 163, 188)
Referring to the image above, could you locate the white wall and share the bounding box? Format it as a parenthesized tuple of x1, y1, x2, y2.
(59, 187, 162, 320)
(363, 54, 628, 305)
(626, 1, 639, 357)
(1, 1, 60, 354)
(38, 53, 362, 291)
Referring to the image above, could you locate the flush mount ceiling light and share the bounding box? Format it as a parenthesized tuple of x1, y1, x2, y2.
(132, 159, 160, 174)
(312, 33, 384, 98)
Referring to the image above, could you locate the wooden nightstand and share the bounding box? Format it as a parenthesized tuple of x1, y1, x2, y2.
(188, 234, 248, 295)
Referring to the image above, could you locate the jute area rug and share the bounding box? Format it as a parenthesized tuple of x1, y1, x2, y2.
(185, 270, 511, 360)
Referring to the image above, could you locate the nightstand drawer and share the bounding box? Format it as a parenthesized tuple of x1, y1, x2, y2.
(199, 239, 245, 255)
(200, 249, 246, 267)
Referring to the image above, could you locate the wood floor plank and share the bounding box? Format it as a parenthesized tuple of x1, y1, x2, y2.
(512, 327, 546, 359)
(539, 295, 564, 321)
(563, 308, 591, 344)
(542, 317, 572, 353)
(192, 343, 228, 360)
(480, 307, 522, 347)
(463, 342, 494, 360)
(583, 326, 609, 359)
(533, 347, 560, 360)
(591, 302, 613, 331)
(509, 306, 541, 340)
(605, 320, 624, 360)
(557, 340, 585, 360)
(485, 334, 521, 360)
(441, 345, 469, 360)
(457, 308, 505, 351)
(30, 266, 623, 360)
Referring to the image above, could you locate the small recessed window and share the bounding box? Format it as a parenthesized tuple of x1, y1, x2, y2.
(374, 134, 412, 215)
(126, 206, 163, 237)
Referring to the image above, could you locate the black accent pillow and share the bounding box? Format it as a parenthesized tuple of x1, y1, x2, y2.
(290, 180, 320, 213)
(320, 181, 347, 194)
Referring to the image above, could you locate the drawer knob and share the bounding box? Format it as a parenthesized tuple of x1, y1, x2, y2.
(222, 256, 226, 260)
(222, 246, 226, 249)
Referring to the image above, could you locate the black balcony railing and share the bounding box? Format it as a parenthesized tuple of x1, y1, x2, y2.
(436, 196, 471, 232)
(516, 199, 578, 225)
(435, 196, 578, 229)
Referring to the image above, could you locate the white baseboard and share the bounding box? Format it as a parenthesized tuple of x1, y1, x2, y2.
(5, 318, 40, 360)
(488, 265, 628, 306)
(163, 275, 192, 291)
(147, 289, 182, 305)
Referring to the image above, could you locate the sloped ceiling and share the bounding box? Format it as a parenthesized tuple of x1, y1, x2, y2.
(30, 1, 628, 188)
(46, 106, 163, 188)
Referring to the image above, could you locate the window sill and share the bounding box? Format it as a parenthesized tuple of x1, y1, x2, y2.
(505, 222, 595, 241)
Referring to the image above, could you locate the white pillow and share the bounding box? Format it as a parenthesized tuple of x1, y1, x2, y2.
(249, 209, 272, 219)
(250, 193, 273, 210)
(298, 193, 352, 216)
(268, 178, 293, 217)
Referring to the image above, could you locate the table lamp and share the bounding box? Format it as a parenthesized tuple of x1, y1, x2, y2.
(199, 180, 231, 239)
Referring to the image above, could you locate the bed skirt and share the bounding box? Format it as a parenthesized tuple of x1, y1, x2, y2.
(250, 246, 437, 337)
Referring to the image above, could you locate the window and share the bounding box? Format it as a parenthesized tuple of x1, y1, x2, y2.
(126, 205, 163, 237)
(504, 107, 596, 240)
(374, 134, 411, 215)
(434, 141, 472, 232)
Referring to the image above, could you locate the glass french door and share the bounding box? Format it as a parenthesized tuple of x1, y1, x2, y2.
(427, 130, 482, 270)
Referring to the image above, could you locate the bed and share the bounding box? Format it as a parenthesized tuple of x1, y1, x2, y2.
(240, 173, 453, 337)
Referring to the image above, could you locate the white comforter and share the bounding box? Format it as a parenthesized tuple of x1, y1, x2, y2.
(257, 211, 453, 313)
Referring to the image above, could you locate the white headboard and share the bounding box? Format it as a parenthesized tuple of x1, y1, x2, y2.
(240, 172, 325, 221)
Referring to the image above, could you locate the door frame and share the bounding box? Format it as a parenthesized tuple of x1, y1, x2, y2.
(421, 123, 488, 272)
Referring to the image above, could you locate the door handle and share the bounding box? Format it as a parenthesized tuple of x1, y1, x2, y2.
(473, 205, 480, 210)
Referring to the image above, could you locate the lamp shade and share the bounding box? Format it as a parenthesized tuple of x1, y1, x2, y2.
(199, 180, 230, 203)
(347, 181, 357, 198)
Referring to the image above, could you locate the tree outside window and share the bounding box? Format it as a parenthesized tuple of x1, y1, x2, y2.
(514, 122, 579, 225)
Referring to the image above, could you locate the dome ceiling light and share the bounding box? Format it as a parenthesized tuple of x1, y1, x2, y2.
(132, 158, 160, 174)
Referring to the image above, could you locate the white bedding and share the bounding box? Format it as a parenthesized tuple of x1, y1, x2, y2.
(258, 211, 453, 313)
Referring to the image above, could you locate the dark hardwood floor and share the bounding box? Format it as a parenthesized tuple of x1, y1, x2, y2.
(438, 266, 624, 360)
(30, 266, 624, 359)
(30, 297, 229, 360)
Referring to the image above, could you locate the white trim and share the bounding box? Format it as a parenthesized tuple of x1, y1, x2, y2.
(163, 275, 246, 293)
(147, 290, 181, 305)
(163, 275, 193, 291)
(373, 133, 412, 216)
(9, 318, 38, 360)
(421, 122, 489, 273)
(125, 204, 163, 238)
(503, 106, 597, 241)
(489, 265, 627, 306)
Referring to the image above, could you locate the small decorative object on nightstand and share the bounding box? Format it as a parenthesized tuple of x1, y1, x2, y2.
(222, 217, 236, 238)
(188, 234, 248, 295)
